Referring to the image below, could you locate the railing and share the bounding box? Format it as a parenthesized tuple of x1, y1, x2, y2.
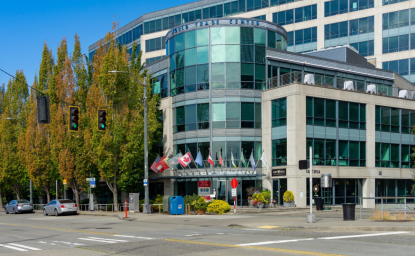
(359, 197, 415, 220)
(268, 72, 415, 100)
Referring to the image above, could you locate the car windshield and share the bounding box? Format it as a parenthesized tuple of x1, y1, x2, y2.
(17, 200, 30, 203)
(59, 200, 74, 204)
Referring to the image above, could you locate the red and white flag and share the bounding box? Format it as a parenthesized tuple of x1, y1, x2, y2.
(219, 151, 223, 166)
(208, 151, 214, 166)
(178, 152, 191, 168)
(155, 156, 168, 172)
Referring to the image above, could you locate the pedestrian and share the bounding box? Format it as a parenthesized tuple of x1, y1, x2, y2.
(254, 189, 260, 194)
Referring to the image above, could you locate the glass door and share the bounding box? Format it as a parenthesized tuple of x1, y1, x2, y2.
(216, 180, 227, 202)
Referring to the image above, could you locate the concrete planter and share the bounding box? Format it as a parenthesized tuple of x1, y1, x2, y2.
(256, 203, 264, 208)
(283, 201, 295, 207)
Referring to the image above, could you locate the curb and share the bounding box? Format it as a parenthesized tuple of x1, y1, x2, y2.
(77, 212, 118, 217)
(276, 225, 415, 232)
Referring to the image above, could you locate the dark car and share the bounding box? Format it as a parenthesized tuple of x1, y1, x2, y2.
(5, 200, 34, 214)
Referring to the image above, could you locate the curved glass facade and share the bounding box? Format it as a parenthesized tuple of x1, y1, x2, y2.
(167, 24, 287, 95)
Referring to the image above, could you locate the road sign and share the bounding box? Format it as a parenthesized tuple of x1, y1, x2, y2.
(86, 178, 90, 181)
(231, 188, 237, 197)
(63, 179, 67, 185)
(90, 178, 96, 188)
(231, 178, 238, 189)
(144, 179, 148, 186)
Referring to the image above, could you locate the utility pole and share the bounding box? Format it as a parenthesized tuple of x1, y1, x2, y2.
(56, 180, 58, 200)
(30, 180, 33, 203)
(306, 146, 316, 223)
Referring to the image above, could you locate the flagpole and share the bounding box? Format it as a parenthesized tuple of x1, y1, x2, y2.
(178, 150, 191, 175)
(188, 149, 199, 175)
(245, 149, 252, 174)
(239, 148, 243, 173)
(199, 148, 208, 175)
(255, 150, 263, 168)
(219, 148, 223, 173)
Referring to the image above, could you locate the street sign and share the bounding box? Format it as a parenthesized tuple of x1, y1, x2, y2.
(231, 188, 237, 197)
(90, 178, 96, 188)
(86, 178, 90, 181)
(144, 179, 148, 186)
(231, 178, 238, 189)
(63, 179, 67, 185)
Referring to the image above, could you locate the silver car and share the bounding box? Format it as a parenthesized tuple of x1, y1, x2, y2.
(43, 199, 78, 216)
(5, 200, 34, 214)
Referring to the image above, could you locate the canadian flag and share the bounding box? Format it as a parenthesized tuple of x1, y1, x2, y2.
(178, 152, 191, 168)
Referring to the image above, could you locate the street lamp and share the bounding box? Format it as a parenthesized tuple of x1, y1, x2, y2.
(108, 70, 151, 214)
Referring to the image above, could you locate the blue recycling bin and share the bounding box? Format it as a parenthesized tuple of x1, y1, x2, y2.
(169, 196, 184, 215)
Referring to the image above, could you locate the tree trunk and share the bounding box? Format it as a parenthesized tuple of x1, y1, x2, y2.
(113, 174, 118, 211)
(44, 187, 51, 203)
(13, 185, 20, 200)
(0, 189, 3, 209)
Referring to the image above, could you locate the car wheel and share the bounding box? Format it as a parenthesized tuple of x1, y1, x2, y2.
(43, 209, 48, 216)
(54, 209, 59, 217)
(5, 208, 9, 214)
(13, 208, 16, 214)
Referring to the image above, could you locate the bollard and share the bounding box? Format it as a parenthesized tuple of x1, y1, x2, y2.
(125, 199, 127, 218)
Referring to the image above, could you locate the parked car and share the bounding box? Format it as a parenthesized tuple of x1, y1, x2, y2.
(43, 199, 78, 216)
(5, 200, 34, 214)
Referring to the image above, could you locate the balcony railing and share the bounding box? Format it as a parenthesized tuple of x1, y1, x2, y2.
(268, 71, 415, 100)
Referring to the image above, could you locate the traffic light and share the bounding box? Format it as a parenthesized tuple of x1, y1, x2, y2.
(98, 109, 107, 131)
(37, 96, 50, 124)
(69, 106, 80, 131)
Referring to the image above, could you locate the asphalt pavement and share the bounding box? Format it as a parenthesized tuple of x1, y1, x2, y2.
(0, 209, 414, 255)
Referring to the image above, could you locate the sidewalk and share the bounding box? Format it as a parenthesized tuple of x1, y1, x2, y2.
(74, 209, 415, 232)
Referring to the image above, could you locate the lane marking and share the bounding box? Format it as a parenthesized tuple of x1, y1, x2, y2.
(8, 243, 41, 251)
(114, 235, 153, 240)
(78, 238, 117, 244)
(258, 226, 279, 229)
(0, 223, 116, 236)
(318, 231, 410, 240)
(0, 244, 28, 252)
(238, 238, 314, 246)
(241, 229, 268, 231)
(87, 237, 129, 242)
(165, 239, 344, 256)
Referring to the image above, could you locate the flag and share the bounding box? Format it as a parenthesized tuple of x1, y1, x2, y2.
(260, 152, 269, 171)
(167, 153, 183, 169)
(219, 151, 223, 166)
(249, 152, 256, 171)
(178, 152, 192, 167)
(150, 156, 160, 173)
(195, 151, 203, 167)
(231, 152, 236, 168)
(155, 156, 169, 172)
(159, 156, 170, 173)
(240, 152, 246, 167)
(208, 151, 214, 165)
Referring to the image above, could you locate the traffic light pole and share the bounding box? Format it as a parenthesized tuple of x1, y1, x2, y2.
(108, 70, 151, 214)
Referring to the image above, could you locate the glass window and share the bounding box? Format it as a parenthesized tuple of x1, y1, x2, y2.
(241, 27, 254, 44)
(212, 45, 225, 62)
(185, 66, 196, 85)
(185, 48, 196, 66)
(211, 27, 225, 45)
(197, 46, 209, 64)
(241, 45, 254, 62)
(212, 103, 225, 121)
(255, 46, 266, 64)
(255, 64, 265, 82)
(339, 101, 348, 120)
(326, 100, 336, 119)
(226, 45, 241, 62)
(226, 63, 240, 82)
(212, 63, 225, 81)
(225, 27, 240, 44)
(197, 29, 209, 47)
(338, 141, 349, 166)
(197, 64, 209, 83)
(241, 63, 254, 81)
(197, 103, 209, 123)
(241, 102, 254, 121)
(176, 50, 184, 69)
(254, 28, 266, 45)
(272, 139, 287, 166)
(227, 102, 240, 120)
(268, 30, 276, 48)
(175, 33, 184, 52)
(185, 31, 196, 49)
(272, 98, 287, 127)
(176, 68, 184, 87)
(185, 104, 197, 131)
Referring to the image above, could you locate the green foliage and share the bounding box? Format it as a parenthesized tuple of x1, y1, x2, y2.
(261, 190, 271, 200)
(194, 197, 210, 213)
(207, 200, 231, 215)
(153, 194, 163, 212)
(80, 198, 89, 204)
(184, 194, 199, 205)
(283, 191, 294, 202)
(253, 193, 265, 204)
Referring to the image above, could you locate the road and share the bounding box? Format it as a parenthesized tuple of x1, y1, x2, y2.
(0, 211, 414, 255)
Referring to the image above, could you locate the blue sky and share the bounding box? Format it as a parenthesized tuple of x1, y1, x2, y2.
(0, 0, 194, 87)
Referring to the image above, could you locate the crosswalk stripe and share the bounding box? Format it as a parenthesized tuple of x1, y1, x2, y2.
(114, 235, 153, 240)
(78, 238, 117, 243)
(88, 237, 129, 242)
(0, 244, 28, 252)
(8, 243, 41, 251)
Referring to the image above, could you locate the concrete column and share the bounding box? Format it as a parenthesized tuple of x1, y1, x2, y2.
(366, 103, 376, 168)
(363, 178, 376, 208)
(262, 93, 273, 194)
(317, 1, 326, 50)
(164, 179, 174, 196)
(287, 88, 307, 208)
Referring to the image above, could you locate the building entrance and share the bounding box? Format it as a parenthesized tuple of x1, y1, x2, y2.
(272, 179, 287, 206)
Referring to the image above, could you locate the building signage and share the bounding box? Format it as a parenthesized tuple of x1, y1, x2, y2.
(306, 169, 320, 174)
(272, 168, 286, 177)
(198, 180, 211, 199)
(171, 19, 260, 35)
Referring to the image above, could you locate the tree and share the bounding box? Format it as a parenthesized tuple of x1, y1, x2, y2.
(84, 33, 161, 210)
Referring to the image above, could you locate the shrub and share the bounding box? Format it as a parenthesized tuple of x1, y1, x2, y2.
(80, 198, 89, 204)
(207, 200, 231, 214)
(261, 190, 271, 200)
(283, 191, 294, 202)
(184, 194, 199, 205)
(153, 194, 164, 212)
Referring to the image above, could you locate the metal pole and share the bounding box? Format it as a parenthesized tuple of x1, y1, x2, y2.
(381, 198, 383, 220)
(56, 180, 58, 200)
(360, 197, 362, 220)
(306, 146, 315, 223)
(30, 180, 33, 204)
(405, 197, 407, 220)
(64, 184, 67, 199)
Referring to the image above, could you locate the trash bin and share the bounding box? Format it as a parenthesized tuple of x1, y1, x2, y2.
(169, 196, 184, 215)
(163, 195, 171, 214)
(341, 203, 356, 221)
(315, 197, 324, 211)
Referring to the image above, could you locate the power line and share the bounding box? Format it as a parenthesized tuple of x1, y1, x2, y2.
(0, 68, 45, 96)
